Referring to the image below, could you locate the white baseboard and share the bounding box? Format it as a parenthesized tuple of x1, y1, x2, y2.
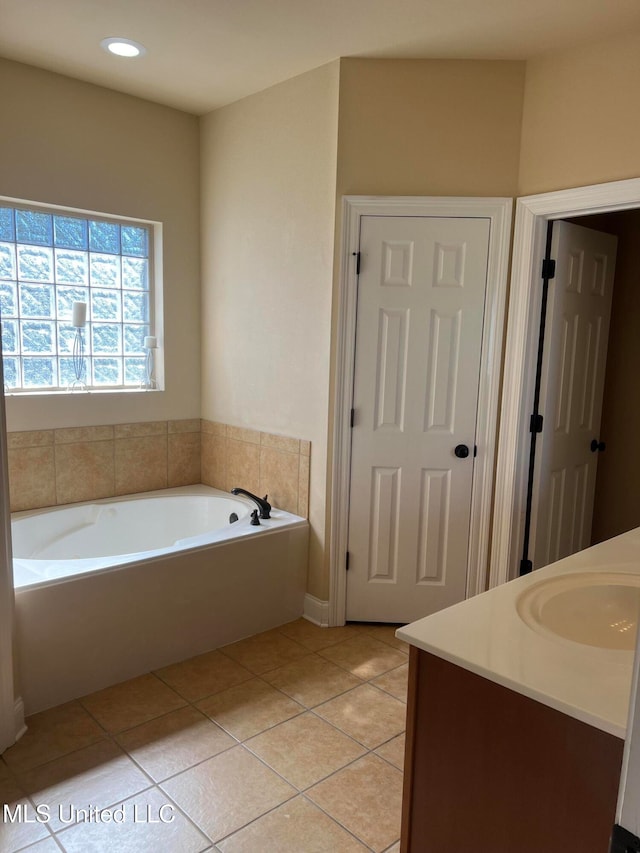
(14, 696, 26, 742)
(303, 594, 329, 627)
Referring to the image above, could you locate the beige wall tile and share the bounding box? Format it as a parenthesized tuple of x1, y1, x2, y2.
(114, 421, 168, 439)
(54, 425, 113, 444)
(7, 418, 310, 515)
(168, 433, 201, 487)
(168, 418, 201, 434)
(297, 453, 310, 518)
(114, 435, 168, 495)
(8, 446, 56, 511)
(226, 439, 260, 494)
(8, 430, 54, 449)
(227, 424, 261, 445)
(55, 441, 115, 505)
(299, 439, 311, 457)
(201, 433, 227, 489)
(201, 419, 227, 437)
(261, 432, 300, 454)
(260, 446, 300, 514)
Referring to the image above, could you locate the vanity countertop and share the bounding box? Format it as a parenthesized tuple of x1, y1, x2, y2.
(396, 528, 640, 738)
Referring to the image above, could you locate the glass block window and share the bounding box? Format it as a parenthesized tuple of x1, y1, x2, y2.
(0, 203, 154, 392)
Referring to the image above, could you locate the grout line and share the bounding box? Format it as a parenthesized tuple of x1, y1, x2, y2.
(299, 792, 378, 852)
(11, 629, 407, 851)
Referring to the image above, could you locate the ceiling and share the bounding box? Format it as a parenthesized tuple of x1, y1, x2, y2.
(1, 0, 639, 115)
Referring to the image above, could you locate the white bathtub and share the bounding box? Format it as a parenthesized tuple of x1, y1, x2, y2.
(12, 486, 281, 589)
(13, 486, 309, 713)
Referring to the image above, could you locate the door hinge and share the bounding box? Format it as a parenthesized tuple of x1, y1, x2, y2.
(350, 408, 355, 428)
(345, 551, 350, 571)
(610, 824, 640, 853)
(541, 257, 556, 280)
(352, 251, 361, 275)
(529, 413, 544, 433)
(520, 559, 533, 575)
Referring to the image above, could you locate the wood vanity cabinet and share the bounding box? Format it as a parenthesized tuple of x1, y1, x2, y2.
(401, 646, 625, 853)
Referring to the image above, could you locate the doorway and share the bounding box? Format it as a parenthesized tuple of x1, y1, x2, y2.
(330, 196, 512, 627)
(491, 178, 640, 588)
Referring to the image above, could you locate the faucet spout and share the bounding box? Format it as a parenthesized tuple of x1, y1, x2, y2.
(230, 488, 272, 519)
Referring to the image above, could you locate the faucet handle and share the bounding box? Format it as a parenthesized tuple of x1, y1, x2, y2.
(250, 509, 261, 526)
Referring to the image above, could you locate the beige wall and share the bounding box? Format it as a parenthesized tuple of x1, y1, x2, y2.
(326, 58, 526, 598)
(0, 58, 201, 431)
(519, 30, 640, 195)
(336, 58, 526, 198)
(199, 62, 340, 598)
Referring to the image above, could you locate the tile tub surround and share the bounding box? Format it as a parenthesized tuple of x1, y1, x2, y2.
(201, 420, 311, 517)
(7, 419, 202, 512)
(0, 620, 408, 853)
(7, 418, 311, 517)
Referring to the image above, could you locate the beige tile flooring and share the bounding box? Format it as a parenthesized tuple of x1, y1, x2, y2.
(0, 620, 408, 853)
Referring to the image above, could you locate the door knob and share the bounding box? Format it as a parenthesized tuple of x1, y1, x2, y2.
(590, 439, 606, 453)
(454, 444, 470, 459)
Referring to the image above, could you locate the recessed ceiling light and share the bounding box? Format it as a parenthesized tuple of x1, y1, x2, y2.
(100, 37, 146, 58)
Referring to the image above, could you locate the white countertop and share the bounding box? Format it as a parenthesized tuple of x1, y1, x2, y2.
(397, 528, 640, 739)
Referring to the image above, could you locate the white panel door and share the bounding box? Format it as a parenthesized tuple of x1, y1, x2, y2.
(531, 221, 617, 569)
(346, 215, 490, 623)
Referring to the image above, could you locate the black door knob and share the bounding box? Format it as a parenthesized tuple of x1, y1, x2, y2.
(590, 439, 606, 453)
(454, 444, 470, 459)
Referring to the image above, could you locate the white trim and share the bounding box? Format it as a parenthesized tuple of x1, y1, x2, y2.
(0, 380, 17, 753)
(490, 178, 640, 589)
(329, 195, 513, 627)
(303, 594, 329, 627)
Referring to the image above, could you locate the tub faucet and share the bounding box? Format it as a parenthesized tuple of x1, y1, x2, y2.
(230, 488, 271, 519)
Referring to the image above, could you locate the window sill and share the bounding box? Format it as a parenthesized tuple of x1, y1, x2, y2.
(4, 387, 163, 398)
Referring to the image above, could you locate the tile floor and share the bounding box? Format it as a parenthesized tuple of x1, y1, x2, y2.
(0, 620, 408, 853)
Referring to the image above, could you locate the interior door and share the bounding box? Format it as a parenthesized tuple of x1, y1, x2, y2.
(531, 221, 617, 569)
(346, 215, 490, 623)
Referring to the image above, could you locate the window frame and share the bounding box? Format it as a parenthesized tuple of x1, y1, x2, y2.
(0, 195, 163, 395)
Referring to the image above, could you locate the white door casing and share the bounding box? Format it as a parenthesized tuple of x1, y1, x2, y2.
(330, 196, 513, 628)
(531, 222, 617, 569)
(491, 178, 640, 588)
(346, 215, 490, 623)
(0, 381, 20, 753)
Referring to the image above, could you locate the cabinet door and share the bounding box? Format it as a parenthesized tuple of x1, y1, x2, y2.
(402, 648, 623, 853)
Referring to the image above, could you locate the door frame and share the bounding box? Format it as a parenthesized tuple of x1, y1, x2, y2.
(0, 382, 21, 752)
(329, 196, 513, 627)
(490, 177, 640, 588)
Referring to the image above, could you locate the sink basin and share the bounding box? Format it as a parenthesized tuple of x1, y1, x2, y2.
(517, 571, 640, 650)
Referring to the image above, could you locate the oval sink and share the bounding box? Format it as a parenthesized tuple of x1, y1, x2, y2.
(517, 571, 640, 650)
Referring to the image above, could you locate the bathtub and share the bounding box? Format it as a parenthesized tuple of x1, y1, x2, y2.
(13, 486, 309, 713)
